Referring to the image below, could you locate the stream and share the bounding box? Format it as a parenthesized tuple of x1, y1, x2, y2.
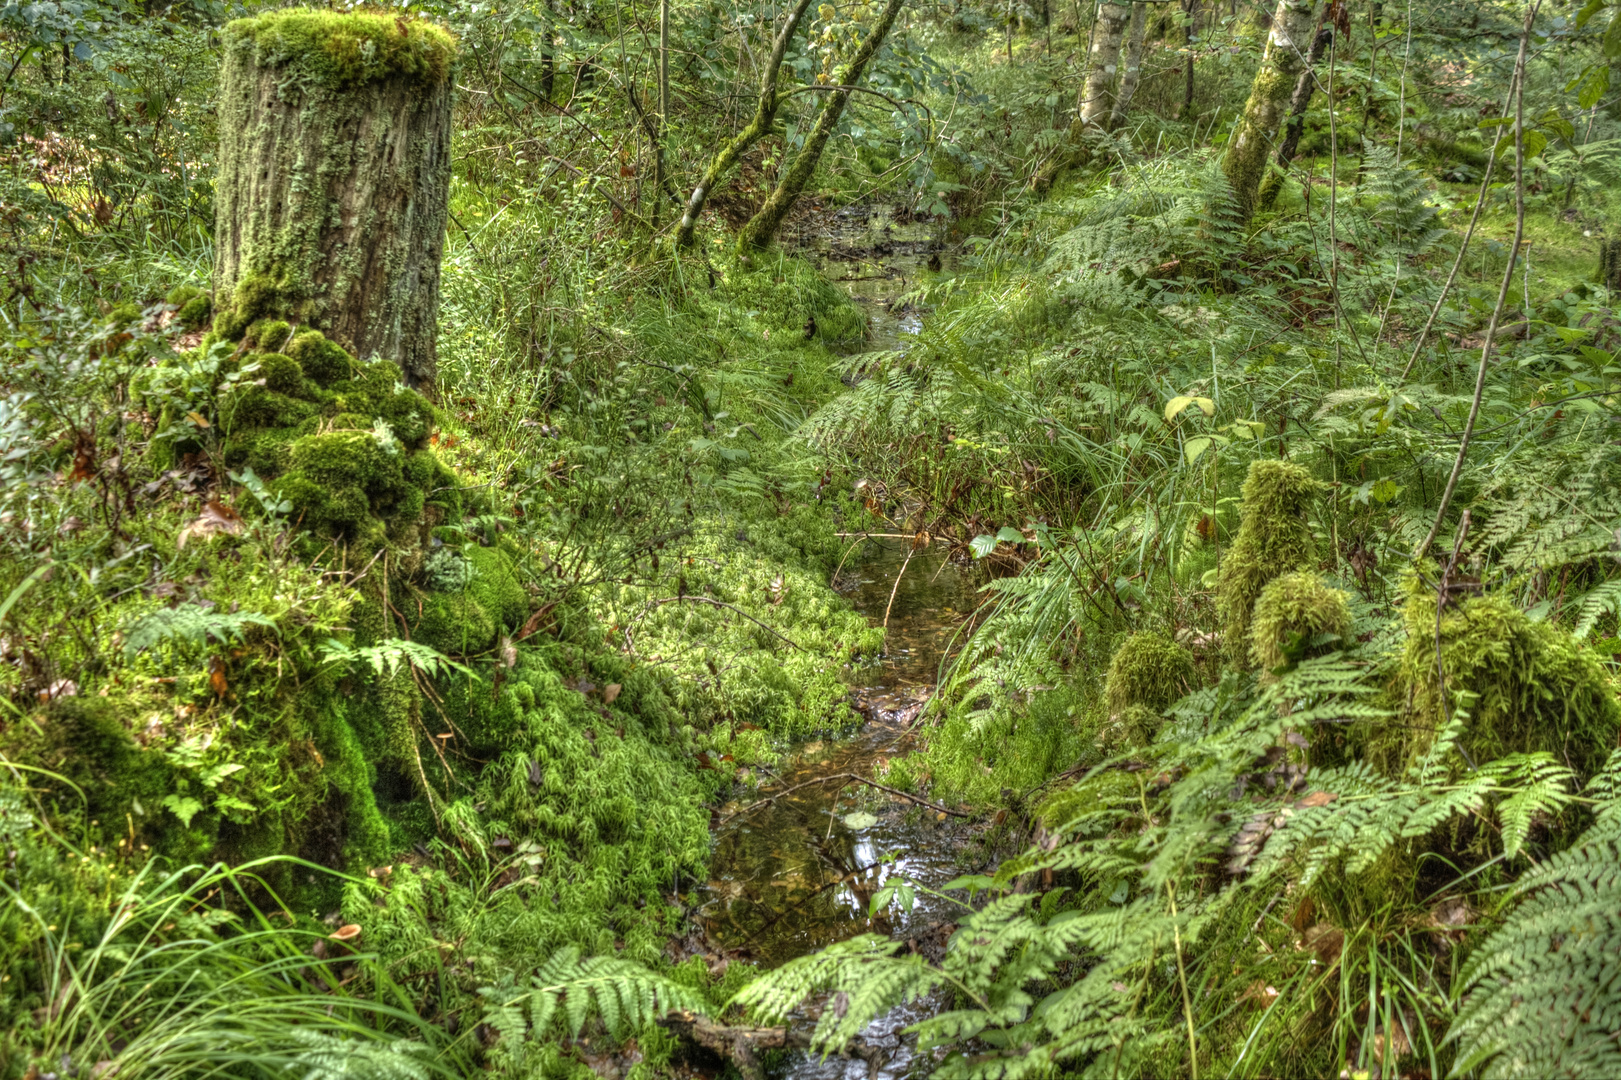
(693, 212, 971, 1079)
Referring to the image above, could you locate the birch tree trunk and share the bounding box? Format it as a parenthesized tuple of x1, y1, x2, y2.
(1075, 2, 1131, 134)
(1109, 2, 1148, 130)
(212, 11, 456, 390)
(675, 0, 817, 247)
(736, 0, 909, 253)
(1258, 24, 1332, 209)
(1221, 0, 1320, 220)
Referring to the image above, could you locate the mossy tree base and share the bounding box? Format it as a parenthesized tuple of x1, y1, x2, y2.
(1221, 0, 1319, 221)
(214, 9, 456, 389)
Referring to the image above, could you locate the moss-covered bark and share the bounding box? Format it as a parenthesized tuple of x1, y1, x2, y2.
(1258, 25, 1332, 210)
(1222, 0, 1320, 220)
(213, 9, 456, 390)
(674, 0, 816, 248)
(736, 0, 910, 253)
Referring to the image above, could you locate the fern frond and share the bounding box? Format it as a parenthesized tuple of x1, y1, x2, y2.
(480, 946, 708, 1045)
(1448, 818, 1621, 1078)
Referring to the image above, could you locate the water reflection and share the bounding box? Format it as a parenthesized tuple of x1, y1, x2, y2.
(696, 538, 981, 1077)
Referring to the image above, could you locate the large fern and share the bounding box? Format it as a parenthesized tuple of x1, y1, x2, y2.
(1448, 753, 1621, 1078)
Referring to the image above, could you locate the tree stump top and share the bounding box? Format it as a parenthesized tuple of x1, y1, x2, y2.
(222, 6, 457, 91)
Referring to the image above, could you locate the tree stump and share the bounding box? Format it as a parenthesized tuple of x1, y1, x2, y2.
(212, 10, 456, 389)
(1600, 237, 1621, 293)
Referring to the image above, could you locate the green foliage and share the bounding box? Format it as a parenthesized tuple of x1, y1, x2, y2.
(1448, 753, 1621, 1077)
(0, 847, 462, 1078)
(121, 604, 275, 659)
(480, 946, 707, 1046)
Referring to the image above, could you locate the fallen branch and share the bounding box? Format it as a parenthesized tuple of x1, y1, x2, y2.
(658, 1010, 883, 1080)
(717, 770, 970, 825)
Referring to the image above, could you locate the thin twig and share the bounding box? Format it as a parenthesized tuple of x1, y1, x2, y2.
(882, 544, 915, 629)
(1414, 1, 1539, 562)
(651, 595, 801, 649)
(1398, 38, 1523, 380)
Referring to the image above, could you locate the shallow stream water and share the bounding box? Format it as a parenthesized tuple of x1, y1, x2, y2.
(697, 538, 980, 1078)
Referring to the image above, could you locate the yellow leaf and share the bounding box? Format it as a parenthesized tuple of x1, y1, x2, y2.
(1165, 396, 1215, 423)
(187, 411, 210, 429)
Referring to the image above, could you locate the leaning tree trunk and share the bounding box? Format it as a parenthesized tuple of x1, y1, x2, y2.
(212, 11, 456, 390)
(1258, 23, 1332, 210)
(736, 0, 909, 253)
(1221, 0, 1320, 221)
(1109, 2, 1148, 130)
(675, 0, 816, 247)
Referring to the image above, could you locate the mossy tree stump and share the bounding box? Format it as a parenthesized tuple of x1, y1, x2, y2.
(213, 10, 456, 389)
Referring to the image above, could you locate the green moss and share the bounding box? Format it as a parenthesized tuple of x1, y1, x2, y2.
(222, 8, 457, 91)
(177, 294, 212, 331)
(1249, 571, 1351, 675)
(213, 272, 285, 342)
(1385, 587, 1621, 779)
(1217, 460, 1324, 662)
(1105, 631, 1196, 717)
(410, 544, 528, 657)
(1036, 770, 1139, 833)
(287, 329, 353, 386)
(0, 698, 179, 842)
(253, 352, 306, 396)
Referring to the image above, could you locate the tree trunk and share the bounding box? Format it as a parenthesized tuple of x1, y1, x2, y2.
(1075, 2, 1131, 135)
(1032, 0, 1127, 189)
(1183, 0, 1197, 117)
(736, 0, 909, 253)
(1258, 24, 1331, 209)
(1221, 0, 1320, 221)
(653, 0, 670, 227)
(675, 0, 817, 247)
(212, 11, 455, 390)
(1110, 2, 1148, 129)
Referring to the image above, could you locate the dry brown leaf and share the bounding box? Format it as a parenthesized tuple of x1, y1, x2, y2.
(177, 501, 244, 549)
(602, 682, 621, 704)
(1299, 789, 1338, 808)
(207, 656, 228, 697)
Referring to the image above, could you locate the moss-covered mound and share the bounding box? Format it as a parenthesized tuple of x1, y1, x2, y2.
(221, 8, 457, 90)
(1104, 631, 1196, 717)
(189, 320, 456, 557)
(1218, 460, 1323, 659)
(1387, 587, 1621, 778)
(1249, 571, 1351, 674)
